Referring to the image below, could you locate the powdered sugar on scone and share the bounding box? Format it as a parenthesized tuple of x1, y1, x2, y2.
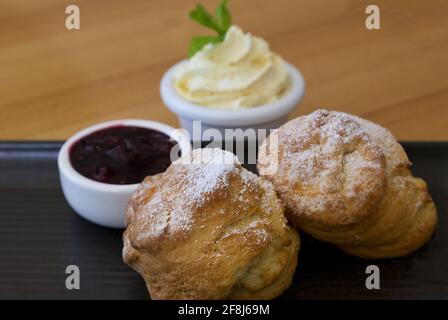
(126, 148, 263, 251)
(259, 109, 387, 225)
(123, 148, 300, 299)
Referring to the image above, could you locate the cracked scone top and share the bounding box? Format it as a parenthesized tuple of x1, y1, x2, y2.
(123, 148, 299, 299)
(259, 109, 391, 226)
(258, 109, 437, 259)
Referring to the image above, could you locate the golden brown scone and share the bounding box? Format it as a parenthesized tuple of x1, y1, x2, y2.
(258, 109, 437, 259)
(123, 148, 299, 299)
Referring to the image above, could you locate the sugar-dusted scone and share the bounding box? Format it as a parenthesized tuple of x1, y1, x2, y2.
(123, 148, 299, 299)
(258, 109, 437, 259)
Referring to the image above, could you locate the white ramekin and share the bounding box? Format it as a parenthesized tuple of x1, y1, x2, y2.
(160, 61, 305, 141)
(58, 119, 191, 229)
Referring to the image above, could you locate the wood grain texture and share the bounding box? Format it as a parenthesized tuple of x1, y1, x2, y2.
(0, 0, 447, 140)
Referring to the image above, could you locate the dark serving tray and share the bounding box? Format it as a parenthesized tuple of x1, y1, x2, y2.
(0, 141, 447, 300)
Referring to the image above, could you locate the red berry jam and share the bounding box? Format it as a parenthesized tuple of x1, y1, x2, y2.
(69, 125, 177, 185)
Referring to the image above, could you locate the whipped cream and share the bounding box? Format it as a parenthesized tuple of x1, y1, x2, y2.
(173, 26, 290, 109)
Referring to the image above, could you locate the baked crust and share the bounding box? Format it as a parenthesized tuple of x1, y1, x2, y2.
(258, 109, 437, 259)
(123, 148, 299, 299)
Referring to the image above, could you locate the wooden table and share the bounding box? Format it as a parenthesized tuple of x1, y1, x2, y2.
(1, 0, 447, 140)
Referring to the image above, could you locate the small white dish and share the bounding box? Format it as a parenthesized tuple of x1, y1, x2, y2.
(58, 119, 191, 229)
(160, 61, 305, 141)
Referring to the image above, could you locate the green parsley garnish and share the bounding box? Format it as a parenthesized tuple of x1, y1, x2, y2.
(188, 0, 232, 58)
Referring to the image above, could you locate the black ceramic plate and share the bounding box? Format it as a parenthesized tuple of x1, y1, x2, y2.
(0, 142, 447, 299)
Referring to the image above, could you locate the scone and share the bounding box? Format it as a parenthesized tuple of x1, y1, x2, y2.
(258, 109, 437, 259)
(123, 148, 299, 299)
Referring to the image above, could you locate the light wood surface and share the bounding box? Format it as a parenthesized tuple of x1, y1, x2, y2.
(1, 0, 447, 140)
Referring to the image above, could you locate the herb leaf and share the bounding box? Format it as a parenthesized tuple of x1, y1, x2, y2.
(215, 0, 231, 33)
(189, 4, 222, 34)
(187, 1, 232, 58)
(188, 35, 224, 58)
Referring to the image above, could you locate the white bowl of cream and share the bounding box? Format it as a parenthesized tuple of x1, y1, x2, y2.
(160, 26, 305, 141)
